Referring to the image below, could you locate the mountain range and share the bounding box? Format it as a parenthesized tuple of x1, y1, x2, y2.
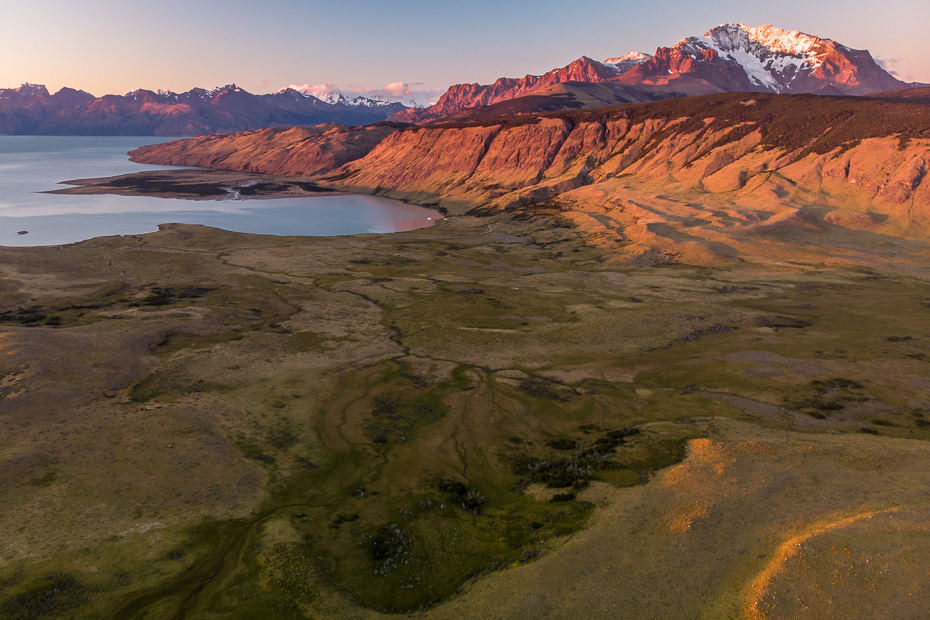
(131, 86, 930, 261)
(393, 23, 915, 123)
(0, 83, 407, 136)
(1, 23, 920, 136)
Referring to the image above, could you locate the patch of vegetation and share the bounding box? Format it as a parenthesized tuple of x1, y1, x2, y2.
(787, 378, 867, 412)
(329, 513, 360, 529)
(0, 307, 48, 325)
(237, 182, 293, 196)
(754, 315, 812, 329)
(262, 543, 319, 605)
(436, 479, 486, 513)
(294, 181, 336, 193)
(519, 378, 566, 401)
(366, 393, 449, 444)
(142, 287, 176, 306)
(0, 573, 87, 620)
(104, 174, 228, 197)
(545, 438, 577, 451)
(367, 524, 413, 575)
(28, 471, 58, 487)
(514, 428, 639, 488)
(677, 323, 737, 341)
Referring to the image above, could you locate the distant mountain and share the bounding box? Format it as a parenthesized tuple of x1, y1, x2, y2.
(0, 84, 408, 136)
(393, 23, 916, 123)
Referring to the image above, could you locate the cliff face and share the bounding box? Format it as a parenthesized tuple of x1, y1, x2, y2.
(132, 90, 930, 264)
(130, 123, 404, 176)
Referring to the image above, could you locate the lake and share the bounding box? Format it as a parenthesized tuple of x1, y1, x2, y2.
(0, 136, 436, 247)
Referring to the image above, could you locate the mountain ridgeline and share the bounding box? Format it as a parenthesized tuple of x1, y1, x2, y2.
(0, 84, 406, 136)
(393, 23, 915, 123)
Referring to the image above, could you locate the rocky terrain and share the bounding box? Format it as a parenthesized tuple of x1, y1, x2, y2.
(394, 23, 914, 123)
(129, 122, 405, 177)
(132, 88, 930, 266)
(0, 84, 407, 136)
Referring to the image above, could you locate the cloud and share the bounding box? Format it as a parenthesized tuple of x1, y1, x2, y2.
(875, 57, 917, 82)
(286, 83, 341, 98)
(349, 81, 420, 98)
(875, 57, 901, 76)
(282, 81, 444, 107)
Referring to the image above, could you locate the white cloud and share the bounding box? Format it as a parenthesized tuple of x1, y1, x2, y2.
(286, 82, 342, 99)
(875, 57, 916, 82)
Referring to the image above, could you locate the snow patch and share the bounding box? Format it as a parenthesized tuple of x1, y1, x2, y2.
(604, 51, 652, 65)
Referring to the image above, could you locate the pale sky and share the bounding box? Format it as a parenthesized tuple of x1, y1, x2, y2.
(2, 0, 927, 104)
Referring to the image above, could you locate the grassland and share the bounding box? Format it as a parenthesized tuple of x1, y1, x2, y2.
(2, 204, 930, 619)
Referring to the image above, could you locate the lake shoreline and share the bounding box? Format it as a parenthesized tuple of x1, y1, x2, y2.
(1, 136, 437, 247)
(48, 168, 349, 201)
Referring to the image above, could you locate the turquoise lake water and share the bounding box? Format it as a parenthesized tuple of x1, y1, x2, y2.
(0, 136, 436, 247)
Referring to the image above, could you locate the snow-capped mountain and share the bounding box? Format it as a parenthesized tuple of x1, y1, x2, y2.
(279, 86, 401, 108)
(604, 51, 654, 73)
(627, 23, 905, 95)
(394, 23, 913, 123)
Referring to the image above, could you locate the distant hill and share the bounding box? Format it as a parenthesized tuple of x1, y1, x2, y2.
(0, 83, 408, 136)
(393, 23, 919, 123)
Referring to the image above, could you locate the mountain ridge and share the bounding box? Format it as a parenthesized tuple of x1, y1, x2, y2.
(130, 88, 930, 264)
(0, 83, 408, 136)
(393, 23, 917, 123)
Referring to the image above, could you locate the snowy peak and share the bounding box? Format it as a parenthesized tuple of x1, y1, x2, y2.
(315, 91, 347, 105)
(15, 83, 50, 97)
(205, 84, 242, 96)
(654, 23, 902, 94)
(703, 23, 823, 57)
(347, 95, 395, 108)
(604, 51, 654, 75)
(276, 86, 399, 108)
(605, 51, 652, 65)
(396, 22, 909, 124)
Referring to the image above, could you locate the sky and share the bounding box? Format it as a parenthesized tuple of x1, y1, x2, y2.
(2, 0, 928, 105)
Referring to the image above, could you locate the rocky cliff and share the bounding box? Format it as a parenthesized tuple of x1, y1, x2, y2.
(130, 122, 405, 176)
(132, 89, 930, 264)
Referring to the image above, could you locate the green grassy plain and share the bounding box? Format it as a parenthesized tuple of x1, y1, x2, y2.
(2, 208, 930, 618)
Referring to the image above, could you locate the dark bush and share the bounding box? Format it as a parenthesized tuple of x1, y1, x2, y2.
(545, 438, 577, 451)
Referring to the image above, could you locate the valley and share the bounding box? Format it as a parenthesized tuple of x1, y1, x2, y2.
(3, 22, 930, 619)
(2, 199, 930, 617)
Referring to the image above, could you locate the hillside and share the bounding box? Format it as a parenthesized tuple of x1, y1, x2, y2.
(130, 122, 407, 177)
(133, 89, 930, 264)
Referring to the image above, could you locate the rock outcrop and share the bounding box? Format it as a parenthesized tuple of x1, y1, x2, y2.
(130, 123, 405, 177)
